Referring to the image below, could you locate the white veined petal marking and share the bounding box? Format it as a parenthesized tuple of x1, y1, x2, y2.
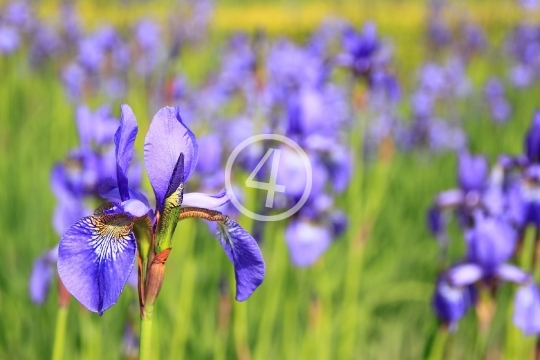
(82, 215, 134, 262)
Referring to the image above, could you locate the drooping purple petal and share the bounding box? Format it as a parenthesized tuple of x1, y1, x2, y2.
(513, 283, 540, 335)
(427, 205, 446, 237)
(115, 104, 138, 201)
(144, 106, 198, 210)
(217, 217, 265, 301)
(182, 189, 229, 210)
(432, 277, 476, 331)
(29, 246, 58, 304)
(57, 215, 136, 314)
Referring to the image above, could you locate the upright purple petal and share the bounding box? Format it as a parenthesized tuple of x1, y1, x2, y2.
(458, 152, 488, 192)
(466, 216, 517, 272)
(217, 217, 265, 301)
(57, 215, 136, 314)
(144, 107, 198, 210)
(115, 105, 138, 201)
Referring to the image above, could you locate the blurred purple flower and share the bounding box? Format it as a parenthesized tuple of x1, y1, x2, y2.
(0, 25, 19, 54)
(61, 62, 86, 101)
(514, 283, 540, 335)
(285, 220, 331, 267)
(29, 246, 58, 304)
(458, 151, 488, 193)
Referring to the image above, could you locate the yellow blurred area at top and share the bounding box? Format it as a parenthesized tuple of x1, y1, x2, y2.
(34, 0, 538, 35)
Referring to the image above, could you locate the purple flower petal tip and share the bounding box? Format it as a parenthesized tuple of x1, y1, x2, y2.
(115, 104, 138, 201)
(144, 106, 198, 210)
(217, 217, 265, 301)
(58, 215, 136, 313)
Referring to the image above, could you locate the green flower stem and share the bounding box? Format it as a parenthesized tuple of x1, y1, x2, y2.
(338, 107, 366, 359)
(140, 304, 155, 360)
(51, 306, 68, 360)
(427, 326, 449, 360)
(168, 221, 197, 359)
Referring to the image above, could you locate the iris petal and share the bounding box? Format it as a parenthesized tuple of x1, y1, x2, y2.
(447, 263, 483, 287)
(182, 189, 230, 210)
(144, 106, 198, 211)
(217, 218, 265, 301)
(58, 215, 136, 314)
(115, 104, 138, 201)
(496, 264, 531, 285)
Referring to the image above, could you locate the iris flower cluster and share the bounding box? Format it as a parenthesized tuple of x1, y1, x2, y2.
(427, 112, 540, 333)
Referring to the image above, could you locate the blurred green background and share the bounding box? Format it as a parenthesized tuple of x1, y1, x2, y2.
(1, 0, 540, 359)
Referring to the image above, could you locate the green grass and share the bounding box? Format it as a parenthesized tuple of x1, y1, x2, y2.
(1, 1, 540, 359)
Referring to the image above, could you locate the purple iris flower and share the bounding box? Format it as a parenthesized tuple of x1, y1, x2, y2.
(58, 105, 265, 314)
(29, 25, 63, 66)
(0, 25, 19, 54)
(460, 23, 486, 55)
(134, 20, 161, 76)
(484, 78, 511, 123)
(61, 62, 86, 101)
(444, 215, 523, 291)
(4, 2, 31, 28)
(520, 0, 540, 9)
(340, 22, 379, 77)
(285, 220, 331, 267)
(510, 64, 533, 88)
(77, 36, 105, 73)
